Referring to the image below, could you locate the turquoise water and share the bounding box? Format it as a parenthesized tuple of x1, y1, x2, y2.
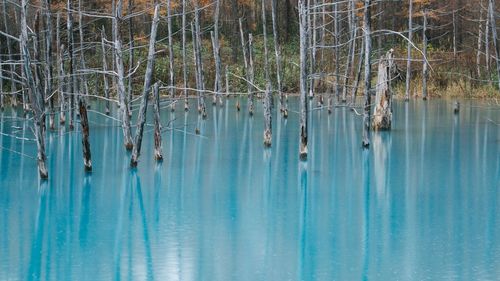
(0, 98, 499, 280)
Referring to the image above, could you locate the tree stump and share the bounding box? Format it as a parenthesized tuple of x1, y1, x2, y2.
(372, 49, 395, 131)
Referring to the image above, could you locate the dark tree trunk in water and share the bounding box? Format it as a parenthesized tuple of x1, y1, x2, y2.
(130, 83, 149, 167)
(153, 83, 163, 161)
(372, 49, 395, 131)
(263, 83, 272, 147)
(79, 99, 92, 171)
(362, 0, 372, 148)
(299, 0, 308, 160)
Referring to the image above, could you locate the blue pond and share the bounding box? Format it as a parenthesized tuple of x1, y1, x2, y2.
(0, 98, 499, 280)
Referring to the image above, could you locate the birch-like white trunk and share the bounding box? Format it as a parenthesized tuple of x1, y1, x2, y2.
(299, 0, 309, 160)
(362, 0, 372, 148)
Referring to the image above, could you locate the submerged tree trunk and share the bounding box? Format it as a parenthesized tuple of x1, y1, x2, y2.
(114, 0, 134, 150)
(299, 0, 308, 160)
(248, 33, 255, 115)
(362, 0, 373, 148)
(263, 83, 272, 147)
(127, 0, 134, 115)
(130, 82, 150, 167)
(21, 0, 48, 178)
(79, 99, 92, 171)
(153, 83, 163, 161)
(182, 0, 189, 111)
(373, 49, 394, 131)
(405, 0, 413, 101)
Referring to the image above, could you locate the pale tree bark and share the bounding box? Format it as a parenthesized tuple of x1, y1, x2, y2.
(67, 0, 76, 130)
(113, 0, 134, 150)
(56, 13, 66, 124)
(44, 0, 55, 130)
(271, 0, 284, 113)
(192, 5, 206, 119)
(21, 0, 48, 178)
(422, 9, 428, 100)
(212, 0, 222, 106)
(182, 0, 189, 111)
(153, 83, 163, 161)
(100, 27, 110, 115)
(299, 0, 309, 160)
(239, 18, 253, 115)
(477, 2, 484, 79)
(342, 0, 357, 103)
(308, 0, 316, 99)
(127, 0, 134, 115)
(78, 0, 89, 104)
(167, 0, 175, 110)
(261, 0, 270, 84)
(405, 0, 413, 101)
(362, 0, 372, 148)
(333, 1, 340, 103)
(130, 3, 160, 167)
(248, 33, 255, 116)
(373, 49, 394, 130)
(2, 0, 18, 107)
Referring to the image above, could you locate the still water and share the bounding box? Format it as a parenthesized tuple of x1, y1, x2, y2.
(0, 98, 499, 280)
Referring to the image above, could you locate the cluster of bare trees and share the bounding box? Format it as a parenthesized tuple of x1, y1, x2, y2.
(0, 0, 498, 178)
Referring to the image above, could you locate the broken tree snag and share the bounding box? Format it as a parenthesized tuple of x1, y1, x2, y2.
(130, 79, 150, 168)
(454, 101, 460, 114)
(263, 83, 272, 147)
(299, 0, 309, 161)
(79, 99, 92, 171)
(21, 0, 48, 179)
(372, 49, 395, 131)
(362, 0, 373, 148)
(113, 0, 134, 150)
(153, 83, 163, 162)
(100, 27, 111, 115)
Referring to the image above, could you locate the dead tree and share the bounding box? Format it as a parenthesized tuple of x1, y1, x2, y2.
(373, 49, 394, 131)
(167, 0, 175, 110)
(20, 0, 48, 178)
(182, 0, 189, 111)
(153, 83, 163, 161)
(2, 0, 18, 107)
(261, 0, 270, 85)
(130, 3, 160, 167)
(127, 0, 134, 114)
(192, 4, 207, 119)
(44, 0, 55, 130)
(422, 9, 428, 100)
(405, 0, 413, 101)
(239, 18, 253, 115)
(56, 13, 66, 124)
(299, 0, 309, 160)
(248, 33, 255, 115)
(79, 98, 92, 171)
(477, 2, 484, 79)
(263, 83, 272, 147)
(362, 0, 372, 148)
(67, 0, 76, 130)
(271, 0, 284, 113)
(113, 0, 134, 150)
(77, 0, 89, 103)
(212, 0, 223, 106)
(101, 27, 110, 115)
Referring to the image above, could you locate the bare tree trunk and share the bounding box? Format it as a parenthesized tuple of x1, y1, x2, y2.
(225, 65, 230, 97)
(362, 0, 372, 148)
(299, 0, 308, 160)
(212, 0, 222, 106)
(405, 0, 413, 102)
(485, 10, 491, 82)
(101, 27, 110, 115)
(2, 0, 18, 107)
(308, 0, 316, 100)
(477, 2, 484, 79)
(422, 9, 428, 100)
(79, 98, 92, 171)
(342, 0, 357, 103)
(67, 0, 76, 130)
(113, 0, 134, 150)
(333, 1, 340, 103)
(261, 0, 270, 84)
(271, 0, 284, 112)
(192, 5, 206, 118)
(78, 0, 89, 104)
(248, 33, 255, 115)
(127, 0, 134, 115)
(167, 0, 175, 110)
(21, 0, 48, 178)
(239, 18, 253, 115)
(182, 0, 189, 111)
(44, 0, 55, 130)
(452, 10, 457, 62)
(153, 83, 163, 161)
(351, 37, 365, 103)
(56, 13, 66, 124)
(263, 82, 272, 147)
(373, 49, 394, 130)
(130, 83, 150, 167)
(488, 0, 500, 90)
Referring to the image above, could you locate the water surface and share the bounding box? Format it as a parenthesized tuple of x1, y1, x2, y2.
(0, 98, 499, 280)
